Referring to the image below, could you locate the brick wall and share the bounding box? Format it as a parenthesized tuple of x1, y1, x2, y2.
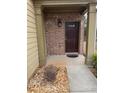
(45, 13, 84, 55)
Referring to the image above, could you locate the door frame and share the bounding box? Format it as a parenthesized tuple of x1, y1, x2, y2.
(65, 21, 80, 53)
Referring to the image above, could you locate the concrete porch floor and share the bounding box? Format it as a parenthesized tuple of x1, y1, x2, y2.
(46, 55, 85, 65)
(46, 55, 97, 93)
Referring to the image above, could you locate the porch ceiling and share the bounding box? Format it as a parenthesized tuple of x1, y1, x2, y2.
(43, 5, 87, 13)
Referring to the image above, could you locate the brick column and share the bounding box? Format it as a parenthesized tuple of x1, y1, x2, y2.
(86, 3, 97, 65)
(35, 6, 46, 66)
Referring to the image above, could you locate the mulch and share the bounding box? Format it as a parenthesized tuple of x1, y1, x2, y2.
(27, 65, 70, 93)
(89, 67, 97, 77)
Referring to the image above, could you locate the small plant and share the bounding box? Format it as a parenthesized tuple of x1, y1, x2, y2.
(92, 53, 97, 68)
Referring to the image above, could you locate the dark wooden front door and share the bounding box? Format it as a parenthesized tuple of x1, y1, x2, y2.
(65, 22, 79, 52)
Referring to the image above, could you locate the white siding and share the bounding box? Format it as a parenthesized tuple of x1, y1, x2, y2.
(27, 0, 39, 80)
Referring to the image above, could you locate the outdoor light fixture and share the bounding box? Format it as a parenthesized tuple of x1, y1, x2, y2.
(57, 19, 62, 27)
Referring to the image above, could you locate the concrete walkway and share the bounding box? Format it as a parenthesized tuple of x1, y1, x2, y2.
(67, 64, 97, 93)
(46, 55, 97, 93)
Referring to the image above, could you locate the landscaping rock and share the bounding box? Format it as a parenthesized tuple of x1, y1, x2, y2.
(44, 65, 58, 82)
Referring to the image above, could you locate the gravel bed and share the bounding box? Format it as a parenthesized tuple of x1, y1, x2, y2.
(27, 65, 70, 93)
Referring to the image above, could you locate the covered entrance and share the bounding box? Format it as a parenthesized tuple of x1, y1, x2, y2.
(65, 22, 79, 53)
(34, 0, 97, 65)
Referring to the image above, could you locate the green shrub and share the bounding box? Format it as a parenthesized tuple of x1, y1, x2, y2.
(92, 54, 97, 68)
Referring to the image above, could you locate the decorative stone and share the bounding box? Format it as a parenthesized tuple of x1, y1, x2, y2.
(44, 65, 58, 82)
